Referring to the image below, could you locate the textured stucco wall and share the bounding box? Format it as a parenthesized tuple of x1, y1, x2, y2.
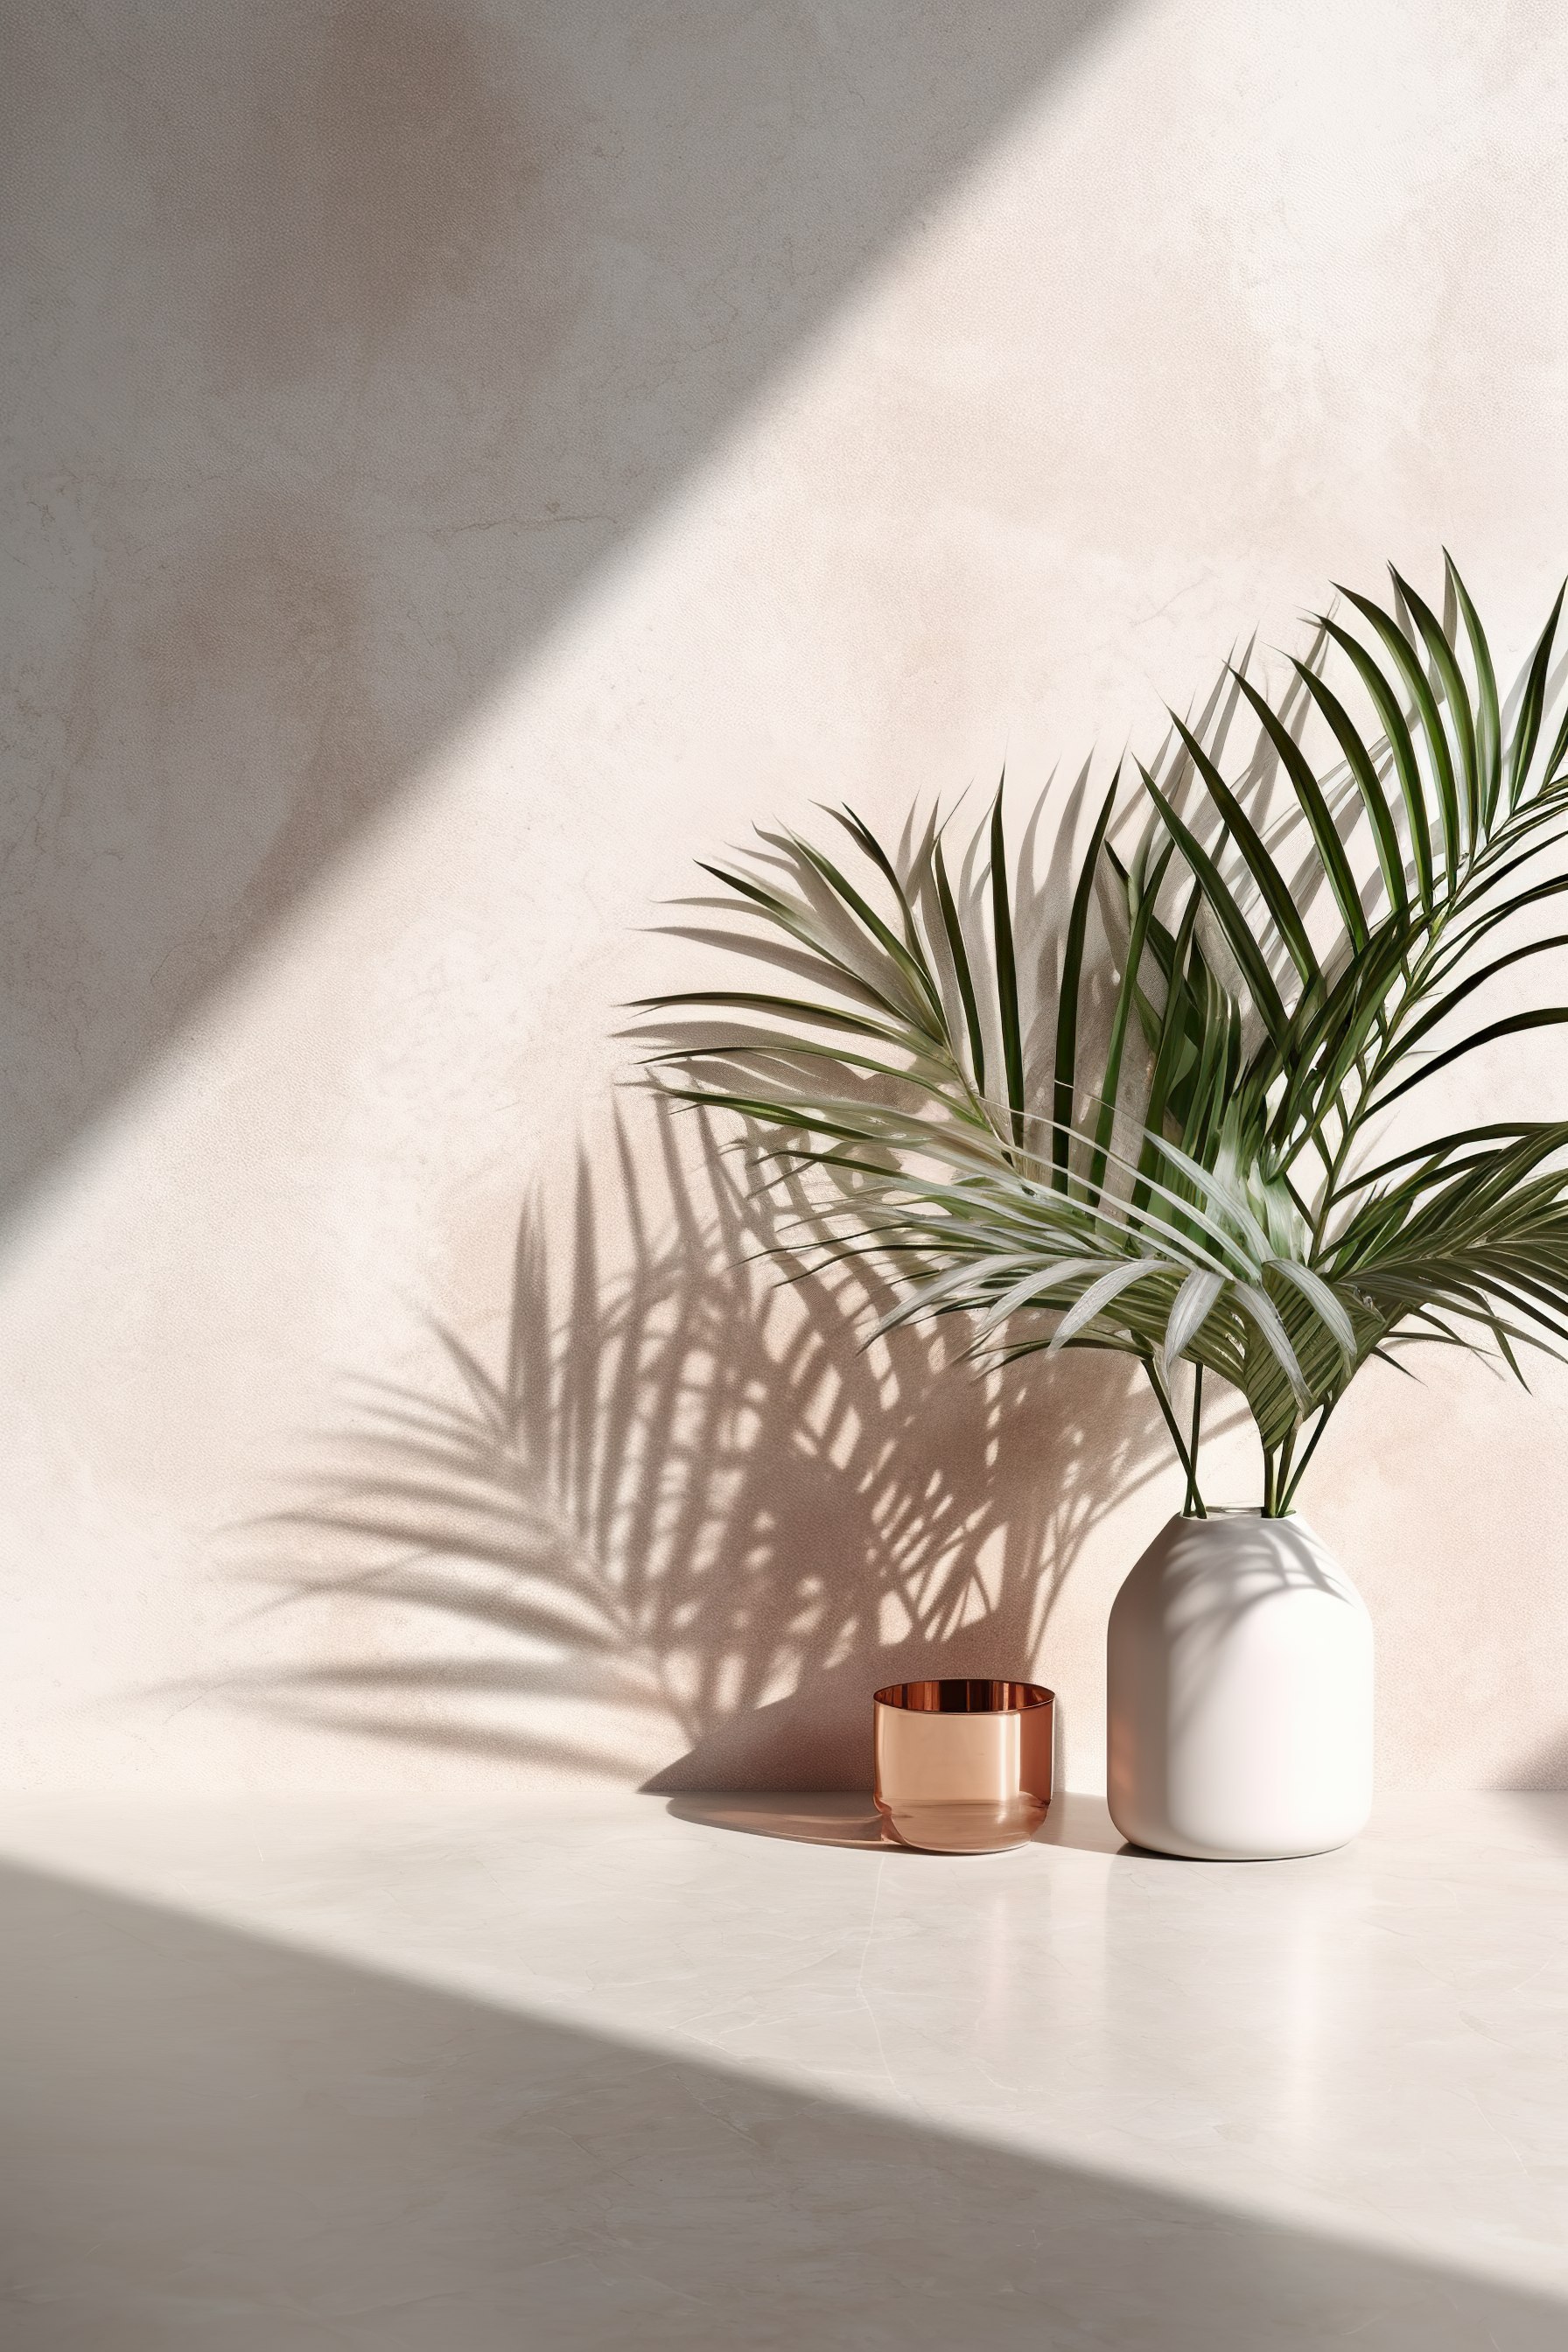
(4, 0, 1567, 1796)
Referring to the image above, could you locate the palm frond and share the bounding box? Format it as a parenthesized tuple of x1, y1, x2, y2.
(635, 559, 1568, 1514)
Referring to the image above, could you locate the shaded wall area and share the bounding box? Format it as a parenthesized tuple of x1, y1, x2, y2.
(0, 0, 1117, 1216)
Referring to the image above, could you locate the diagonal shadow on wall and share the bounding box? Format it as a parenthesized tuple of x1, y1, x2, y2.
(228, 1103, 1176, 1788)
(0, 1858, 1561, 2348)
(1, 0, 1134, 1219)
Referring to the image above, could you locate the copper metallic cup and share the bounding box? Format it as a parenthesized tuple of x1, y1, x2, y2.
(873, 1678, 1054, 1853)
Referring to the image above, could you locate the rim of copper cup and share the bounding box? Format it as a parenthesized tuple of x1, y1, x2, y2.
(873, 1678, 1054, 1713)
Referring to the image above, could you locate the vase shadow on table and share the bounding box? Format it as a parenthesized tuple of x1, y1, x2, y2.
(234, 1105, 1185, 1792)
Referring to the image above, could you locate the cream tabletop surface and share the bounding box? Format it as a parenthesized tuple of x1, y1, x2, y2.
(0, 1788, 1563, 2348)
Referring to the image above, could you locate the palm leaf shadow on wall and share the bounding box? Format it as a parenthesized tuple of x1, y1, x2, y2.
(237, 1110, 1173, 1788)
(235, 561, 1568, 1784)
(228, 646, 1302, 1788)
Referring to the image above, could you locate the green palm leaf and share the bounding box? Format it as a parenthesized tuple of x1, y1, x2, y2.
(636, 558, 1568, 1516)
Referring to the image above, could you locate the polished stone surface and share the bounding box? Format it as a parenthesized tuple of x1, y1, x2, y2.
(0, 1791, 1563, 2347)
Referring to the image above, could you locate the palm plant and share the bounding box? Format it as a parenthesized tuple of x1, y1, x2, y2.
(638, 558, 1568, 1516)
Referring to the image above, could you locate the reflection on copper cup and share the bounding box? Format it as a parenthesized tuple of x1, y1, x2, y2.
(873, 1679, 1054, 1853)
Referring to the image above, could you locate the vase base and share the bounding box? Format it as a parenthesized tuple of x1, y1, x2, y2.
(1110, 1814, 1368, 1863)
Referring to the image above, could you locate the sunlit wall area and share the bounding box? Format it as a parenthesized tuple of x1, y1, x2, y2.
(4, 0, 1567, 1796)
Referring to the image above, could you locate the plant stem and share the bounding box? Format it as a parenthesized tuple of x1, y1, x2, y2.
(1279, 1397, 1338, 1513)
(1271, 1425, 1297, 1516)
(1184, 1365, 1205, 1518)
(1144, 1359, 1206, 1516)
(1262, 1447, 1277, 1518)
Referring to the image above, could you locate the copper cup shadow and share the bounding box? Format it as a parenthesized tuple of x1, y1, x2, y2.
(872, 1678, 1055, 1854)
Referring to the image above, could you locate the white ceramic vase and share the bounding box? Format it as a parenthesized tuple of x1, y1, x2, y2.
(1106, 1509, 1373, 1860)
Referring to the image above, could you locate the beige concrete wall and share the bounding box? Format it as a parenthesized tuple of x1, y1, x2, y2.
(3, 0, 1566, 1796)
